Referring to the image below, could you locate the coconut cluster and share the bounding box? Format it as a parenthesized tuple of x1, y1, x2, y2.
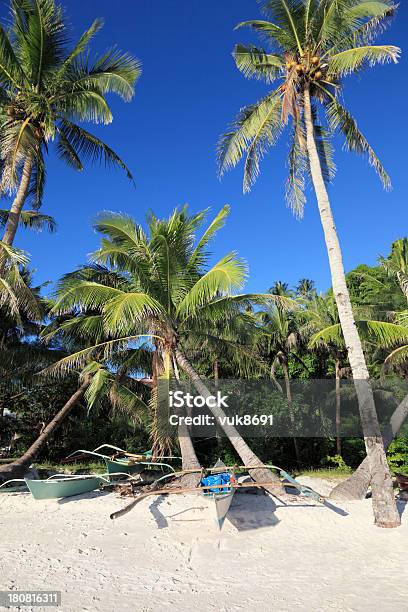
(286, 55, 326, 82)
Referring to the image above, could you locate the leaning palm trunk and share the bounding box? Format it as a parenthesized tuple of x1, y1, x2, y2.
(0, 380, 88, 480)
(2, 155, 34, 247)
(174, 346, 284, 494)
(304, 85, 400, 528)
(169, 355, 201, 476)
(330, 394, 408, 500)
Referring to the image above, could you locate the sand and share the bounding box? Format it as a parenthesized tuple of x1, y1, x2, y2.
(0, 476, 406, 612)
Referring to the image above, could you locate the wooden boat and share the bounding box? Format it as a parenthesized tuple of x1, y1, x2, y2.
(0, 480, 29, 493)
(105, 457, 145, 476)
(24, 474, 108, 500)
(201, 459, 235, 529)
(396, 473, 408, 491)
(64, 444, 179, 476)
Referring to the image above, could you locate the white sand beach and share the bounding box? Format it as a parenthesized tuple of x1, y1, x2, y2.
(0, 477, 406, 612)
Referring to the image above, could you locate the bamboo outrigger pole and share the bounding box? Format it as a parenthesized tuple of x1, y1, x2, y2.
(110, 467, 326, 520)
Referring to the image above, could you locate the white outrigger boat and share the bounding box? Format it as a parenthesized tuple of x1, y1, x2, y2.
(110, 463, 326, 530)
(201, 459, 235, 529)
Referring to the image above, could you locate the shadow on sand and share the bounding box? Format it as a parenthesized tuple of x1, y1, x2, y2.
(57, 489, 110, 505)
(397, 498, 407, 519)
(227, 491, 281, 531)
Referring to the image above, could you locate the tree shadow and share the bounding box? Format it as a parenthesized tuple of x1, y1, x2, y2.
(397, 498, 407, 519)
(227, 492, 281, 531)
(149, 496, 169, 529)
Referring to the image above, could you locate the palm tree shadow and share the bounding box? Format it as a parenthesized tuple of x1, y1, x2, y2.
(149, 496, 169, 529)
(283, 484, 348, 517)
(397, 498, 407, 519)
(227, 492, 280, 531)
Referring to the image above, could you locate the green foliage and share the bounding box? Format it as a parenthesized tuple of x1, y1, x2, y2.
(322, 454, 352, 473)
(387, 438, 408, 476)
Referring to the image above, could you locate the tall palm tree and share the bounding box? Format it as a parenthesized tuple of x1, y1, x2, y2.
(45, 207, 289, 490)
(218, 0, 400, 527)
(0, 0, 140, 247)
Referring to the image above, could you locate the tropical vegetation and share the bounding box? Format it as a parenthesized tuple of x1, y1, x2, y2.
(0, 0, 406, 530)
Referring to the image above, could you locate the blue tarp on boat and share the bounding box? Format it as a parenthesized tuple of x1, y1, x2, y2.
(201, 472, 231, 494)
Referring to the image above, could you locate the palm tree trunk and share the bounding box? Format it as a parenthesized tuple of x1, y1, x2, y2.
(2, 155, 34, 247)
(330, 394, 408, 500)
(174, 346, 284, 494)
(169, 355, 201, 474)
(282, 360, 301, 466)
(303, 84, 400, 528)
(335, 359, 342, 456)
(0, 380, 88, 480)
(214, 359, 219, 386)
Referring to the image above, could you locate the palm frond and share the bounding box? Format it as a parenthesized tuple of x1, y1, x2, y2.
(328, 44, 400, 76)
(233, 44, 284, 82)
(57, 119, 133, 180)
(176, 253, 247, 318)
(325, 94, 391, 189)
(0, 209, 56, 232)
(218, 92, 282, 191)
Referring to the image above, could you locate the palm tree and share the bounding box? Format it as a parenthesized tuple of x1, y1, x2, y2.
(0, 0, 140, 247)
(305, 294, 347, 455)
(296, 278, 316, 301)
(218, 0, 400, 527)
(45, 206, 289, 490)
(380, 238, 408, 301)
(258, 302, 303, 463)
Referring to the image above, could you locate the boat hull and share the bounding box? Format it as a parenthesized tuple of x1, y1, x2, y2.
(25, 477, 103, 500)
(202, 459, 235, 529)
(205, 490, 235, 529)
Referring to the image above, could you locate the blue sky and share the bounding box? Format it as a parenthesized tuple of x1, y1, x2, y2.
(4, 0, 407, 294)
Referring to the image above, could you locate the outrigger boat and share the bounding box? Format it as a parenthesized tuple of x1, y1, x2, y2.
(63, 444, 180, 476)
(0, 473, 110, 499)
(0, 470, 141, 500)
(201, 459, 236, 529)
(110, 463, 326, 530)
